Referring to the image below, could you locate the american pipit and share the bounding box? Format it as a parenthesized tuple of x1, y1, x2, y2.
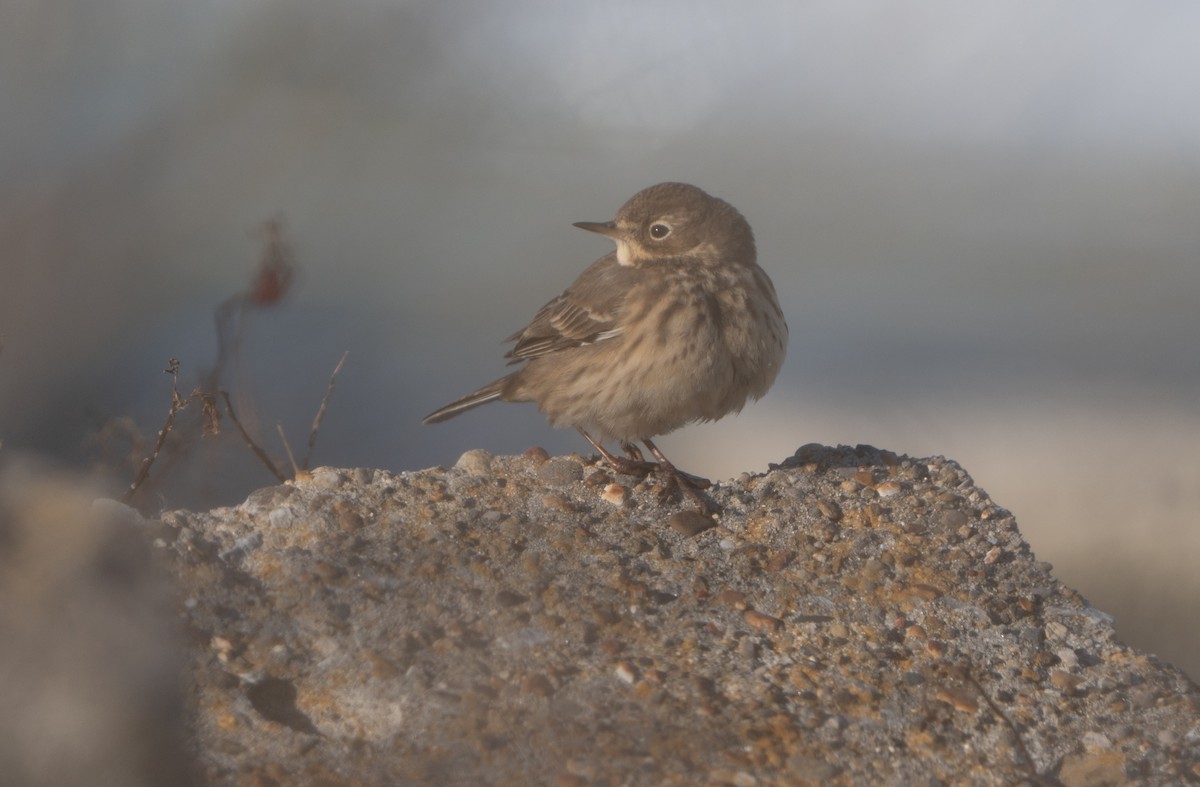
(424, 182, 787, 510)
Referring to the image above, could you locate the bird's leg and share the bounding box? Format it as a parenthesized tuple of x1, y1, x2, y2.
(641, 438, 714, 512)
(620, 442, 646, 463)
(577, 431, 715, 513)
(577, 429, 655, 476)
(641, 439, 711, 489)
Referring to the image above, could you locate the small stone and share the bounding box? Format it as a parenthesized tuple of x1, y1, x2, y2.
(743, 609, 783, 633)
(600, 484, 629, 506)
(365, 651, 401, 680)
(305, 467, 345, 489)
(614, 661, 638, 684)
(537, 458, 584, 485)
(940, 509, 968, 529)
(1058, 750, 1129, 786)
(876, 481, 903, 498)
(1050, 670, 1082, 694)
(861, 558, 888, 581)
(541, 494, 578, 513)
(668, 511, 715, 537)
(212, 635, 236, 662)
(333, 502, 365, 532)
(717, 589, 748, 609)
(455, 449, 494, 476)
(312, 560, 344, 583)
(496, 590, 528, 607)
(1045, 621, 1069, 640)
(764, 550, 795, 572)
(816, 499, 843, 522)
(522, 446, 551, 463)
(900, 583, 940, 604)
(935, 687, 979, 713)
(1127, 688, 1155, 710)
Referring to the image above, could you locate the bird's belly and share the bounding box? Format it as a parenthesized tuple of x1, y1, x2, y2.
(527, 325, 732, 441)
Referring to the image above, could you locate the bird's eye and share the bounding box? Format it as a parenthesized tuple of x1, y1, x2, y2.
(649, 223, 671, 240)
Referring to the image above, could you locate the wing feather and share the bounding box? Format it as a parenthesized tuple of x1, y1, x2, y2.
(505, 253, 634, 362)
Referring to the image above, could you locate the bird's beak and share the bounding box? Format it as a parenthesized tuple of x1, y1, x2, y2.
(572, 220, 621, 239)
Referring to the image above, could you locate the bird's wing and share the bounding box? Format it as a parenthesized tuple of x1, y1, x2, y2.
(505, 253, 634, 362)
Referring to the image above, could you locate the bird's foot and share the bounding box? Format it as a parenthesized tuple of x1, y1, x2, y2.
(577, 430, 716, 515)
(651, 461, 715, 514)
(619, 442, 646, 463)
(603, 454, 658, 478)
(600, 452, 715, 513)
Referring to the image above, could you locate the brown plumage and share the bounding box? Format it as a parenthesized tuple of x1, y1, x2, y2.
(423, 182, 787, 509)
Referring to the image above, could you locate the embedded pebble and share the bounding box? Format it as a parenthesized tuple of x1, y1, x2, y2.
(522, 446, 551, 463)
(1045, 621, 1069, 640)
(454, 449, 494, 476)
(935, 687, 979, 713)
(668, 511, 715, 537)
(939, 509, 969, 529)
(716, 589, 748, 609)
(1050, 670, 1083, 693)
(600, 484, 629, 506)
(876, 481, 903, 498)
(537, 457, 584, 485)
(816, 499, 843, 522)
(743, 609, 783, 632)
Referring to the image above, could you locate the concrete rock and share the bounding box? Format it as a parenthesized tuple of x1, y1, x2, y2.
(143, 445, 1200, 785)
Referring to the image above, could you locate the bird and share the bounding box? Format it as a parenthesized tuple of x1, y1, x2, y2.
(423, 182, 787, 510)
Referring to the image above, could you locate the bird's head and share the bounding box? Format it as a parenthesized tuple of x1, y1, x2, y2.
(573, 182, 755, 267)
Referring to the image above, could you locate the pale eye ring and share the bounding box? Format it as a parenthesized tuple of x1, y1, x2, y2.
(649, 222, 671, 240)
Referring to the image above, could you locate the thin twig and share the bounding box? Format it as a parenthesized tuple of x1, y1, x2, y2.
(276, 423, 299, 478)
(123, 359, 185, 502)
(302, 350, 348, 470)
(221, 389, 286, 482)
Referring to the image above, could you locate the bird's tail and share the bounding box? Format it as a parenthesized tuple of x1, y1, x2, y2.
(422, 377, 509, 424)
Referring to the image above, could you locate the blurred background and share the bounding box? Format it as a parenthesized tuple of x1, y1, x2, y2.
(2, 1, 1197, 679)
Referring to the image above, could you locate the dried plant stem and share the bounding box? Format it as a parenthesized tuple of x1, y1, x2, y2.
(276, 423, 299, 477)
(303, 351, 348, 470)
(123, 359, 185, 502)
(221, 390, 286, 482)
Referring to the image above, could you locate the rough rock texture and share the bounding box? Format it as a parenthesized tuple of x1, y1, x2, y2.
(148, 444, 1200, 785)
